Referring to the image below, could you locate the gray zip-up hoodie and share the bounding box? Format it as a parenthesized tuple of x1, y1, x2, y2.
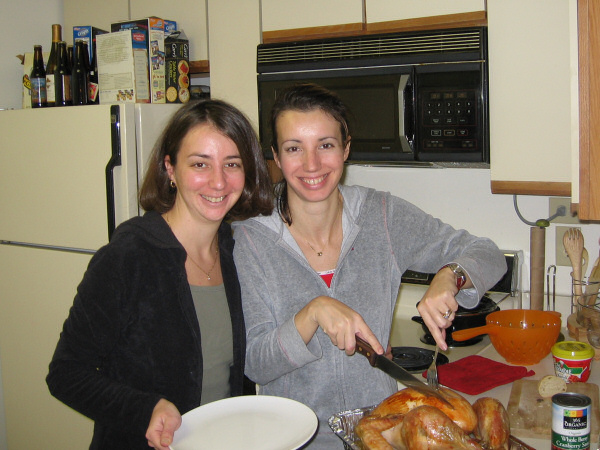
(232, 185, 506, 448)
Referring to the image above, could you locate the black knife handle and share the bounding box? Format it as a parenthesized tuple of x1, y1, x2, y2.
(355, 336, 378, 366)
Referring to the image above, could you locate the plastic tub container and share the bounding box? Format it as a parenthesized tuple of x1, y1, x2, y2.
(551, 341, 594, 383)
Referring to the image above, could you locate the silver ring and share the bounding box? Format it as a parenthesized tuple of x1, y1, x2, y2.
(443, 309, 452, 319)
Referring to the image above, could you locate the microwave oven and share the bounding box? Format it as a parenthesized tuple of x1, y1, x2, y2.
(257, 27, 489, 164)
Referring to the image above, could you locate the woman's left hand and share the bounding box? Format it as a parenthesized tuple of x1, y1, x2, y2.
(416, 268, 460, 351)
(146, 398, 182, 449)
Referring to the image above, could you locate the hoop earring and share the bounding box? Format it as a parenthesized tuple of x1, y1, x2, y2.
(169, 180, 176, 189)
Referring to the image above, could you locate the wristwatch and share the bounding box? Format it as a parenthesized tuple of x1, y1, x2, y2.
(440, 263, 467, 290)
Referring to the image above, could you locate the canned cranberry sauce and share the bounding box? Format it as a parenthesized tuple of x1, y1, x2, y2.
(552, 392, 592, 450)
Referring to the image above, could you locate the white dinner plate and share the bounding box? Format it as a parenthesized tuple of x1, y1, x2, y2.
(170, 395, 318, 450)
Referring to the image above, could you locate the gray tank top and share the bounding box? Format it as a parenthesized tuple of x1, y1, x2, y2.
(189, 283, 233, 405)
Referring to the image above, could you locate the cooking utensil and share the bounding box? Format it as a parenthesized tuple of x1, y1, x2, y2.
(426, 346, 440, 390)
(546, 265, 556, 311)
(354, 336, 453, 408)
(586, 255, 600, 305)
(563, 228, 584, 301)
(451, 309, 562, 365)
(582, 247, 589, 279)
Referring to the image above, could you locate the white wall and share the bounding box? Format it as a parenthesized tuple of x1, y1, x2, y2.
(344, 166, 600, 302)
(0, 0, 62, 110)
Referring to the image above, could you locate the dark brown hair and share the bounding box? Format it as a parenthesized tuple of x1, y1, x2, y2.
(139, 99, 273, 221)
(270, 83, 351, 224)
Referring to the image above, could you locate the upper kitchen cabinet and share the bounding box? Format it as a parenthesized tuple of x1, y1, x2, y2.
(64, 0, 129, 41)
(577, 0, 600, 220)
(64, 0, 209, 72)
(261, 0, 363, 43)
(488, 0, 574, 197)
(364, 0, 486, 33)
(130, 0, 208, 63)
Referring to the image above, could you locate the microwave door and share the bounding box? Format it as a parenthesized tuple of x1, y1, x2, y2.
(398, 73, 414, 154)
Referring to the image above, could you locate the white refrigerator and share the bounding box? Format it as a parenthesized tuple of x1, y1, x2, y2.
(0, 103, 181, 449)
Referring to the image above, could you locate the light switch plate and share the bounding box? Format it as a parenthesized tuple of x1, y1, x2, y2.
(549, 197, 579, 224)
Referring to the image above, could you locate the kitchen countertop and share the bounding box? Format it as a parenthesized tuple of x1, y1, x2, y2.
(390, 288, 600, 449)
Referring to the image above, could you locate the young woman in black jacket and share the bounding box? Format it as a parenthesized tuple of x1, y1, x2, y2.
(46, 99, 273, 450)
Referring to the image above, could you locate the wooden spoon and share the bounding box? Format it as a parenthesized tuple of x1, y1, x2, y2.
(563, 228, 584, 302)
(582, 248, 589, 279)
(585, 254, 600, 305)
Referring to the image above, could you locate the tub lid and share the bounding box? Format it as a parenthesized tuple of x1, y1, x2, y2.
(552, 341, 595, 359)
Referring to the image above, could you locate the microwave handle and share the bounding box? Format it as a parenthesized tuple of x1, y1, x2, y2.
(398, 74, 414, 153)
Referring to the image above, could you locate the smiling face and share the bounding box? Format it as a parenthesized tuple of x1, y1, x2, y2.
(274, 108, 350, 206)
(165, 123, 245, 224)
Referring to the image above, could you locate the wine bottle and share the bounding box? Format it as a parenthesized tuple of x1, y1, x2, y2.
(45, 24, 62, 107)
(30, 45, 47, 108)
(71, 40, 88, 106)
(54, 41, 71, 107)
(67, 45, 73, 72)
(88, 39, 99, 104)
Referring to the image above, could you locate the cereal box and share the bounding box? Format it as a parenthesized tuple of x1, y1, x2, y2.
(72, 26, 108, 62)
(112, 18, 165, 103)
(97, 29, 150, 103)
(165, 30, 190, 103)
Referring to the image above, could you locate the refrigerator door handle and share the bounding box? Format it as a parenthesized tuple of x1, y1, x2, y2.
(0, 240, 96, 255)
(106, 105, 122, 240)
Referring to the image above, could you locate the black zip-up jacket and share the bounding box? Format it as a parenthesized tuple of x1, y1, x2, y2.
(47, 211, 247, 449)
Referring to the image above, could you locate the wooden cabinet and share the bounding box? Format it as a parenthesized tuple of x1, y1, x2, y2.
(488, 0, 573, 198)
(260, 0, 363, 43)
(577, 0, 600, 220)
(364, 0, 486, 33)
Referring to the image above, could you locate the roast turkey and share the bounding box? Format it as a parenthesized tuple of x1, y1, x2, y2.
(355, 387, 510, 450)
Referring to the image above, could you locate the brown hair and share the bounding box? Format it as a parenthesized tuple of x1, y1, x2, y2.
(270, 83, 351, 224)
(139, 99, 273, 221)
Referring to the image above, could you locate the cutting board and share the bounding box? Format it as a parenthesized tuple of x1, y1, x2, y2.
(507, 379, 600, 443)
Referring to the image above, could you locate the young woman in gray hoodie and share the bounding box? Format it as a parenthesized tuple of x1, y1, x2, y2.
(232, 83, 506, 448)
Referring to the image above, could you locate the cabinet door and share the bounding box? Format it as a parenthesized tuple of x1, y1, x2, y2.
(488, 0, 574, 196)
(261, 0, 363, 42)
(64, 0, 129, 41)
(130, 0, 208, 61)
(365, 0, 485, 24)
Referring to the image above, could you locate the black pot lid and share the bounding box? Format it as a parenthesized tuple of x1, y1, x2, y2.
(391, 346, 449, 373)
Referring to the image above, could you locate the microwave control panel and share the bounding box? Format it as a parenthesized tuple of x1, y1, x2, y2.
(421, 89, 479, 150)
(416, 69, 485, 160)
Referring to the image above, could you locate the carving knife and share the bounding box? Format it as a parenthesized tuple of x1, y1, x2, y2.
(355, 335, 454, 408)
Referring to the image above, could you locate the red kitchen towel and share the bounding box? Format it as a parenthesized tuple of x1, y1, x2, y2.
(422, 355, 535, 395)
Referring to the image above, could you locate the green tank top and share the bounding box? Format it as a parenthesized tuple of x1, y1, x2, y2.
(190, 283, 233, 405)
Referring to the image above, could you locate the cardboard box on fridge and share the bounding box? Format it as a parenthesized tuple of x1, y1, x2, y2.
(72, 26, 108, 62)
(111, 18, 165, 103)
(97, 29, 150, 103)
(165, 30, 190, 104)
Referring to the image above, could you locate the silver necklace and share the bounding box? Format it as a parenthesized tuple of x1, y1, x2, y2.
(165, 213, 219, 280)
(299, 201, 343, 258)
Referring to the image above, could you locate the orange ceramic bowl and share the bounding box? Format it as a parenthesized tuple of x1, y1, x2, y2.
(452, 309, 562, 365)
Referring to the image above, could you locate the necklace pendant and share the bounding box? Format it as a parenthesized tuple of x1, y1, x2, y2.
(317, 252, 323, 257)
(207, 275, 211, 280)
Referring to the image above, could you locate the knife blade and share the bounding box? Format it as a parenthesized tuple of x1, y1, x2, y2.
(355, 335, 454, 408)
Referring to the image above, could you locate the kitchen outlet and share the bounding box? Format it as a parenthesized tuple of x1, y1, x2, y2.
(555, 226, 575, 266)
(549, 197, 579, 224)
